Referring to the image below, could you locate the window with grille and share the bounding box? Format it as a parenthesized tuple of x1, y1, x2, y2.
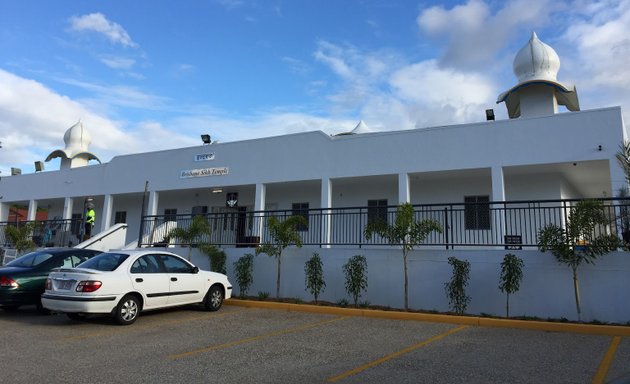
(367, 199, 388, 225)
(164, 209, 177, 222)
(464, 195, 490, 230)
(291, 202, 309, 231)
(114, 211, 127, 224)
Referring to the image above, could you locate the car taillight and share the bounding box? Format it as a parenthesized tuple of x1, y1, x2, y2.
(0, 276, 18, 288)
(76, 281, 102, 293)
(45, 278, 52, 290)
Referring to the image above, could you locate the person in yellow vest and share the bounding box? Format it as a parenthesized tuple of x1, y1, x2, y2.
(84, 204, 95, 240)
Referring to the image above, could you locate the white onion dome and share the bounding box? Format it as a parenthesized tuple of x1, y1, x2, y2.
(46, 120, 101, 169)
(63, 120, 92, 152)
(513, 32, 561, 83)
(497, 32, 579, 118)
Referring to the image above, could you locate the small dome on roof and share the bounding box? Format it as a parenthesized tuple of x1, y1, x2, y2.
(46, 120, 101, 169)
(351, 120, 372, 134)
(513, 32, 561, 83)
(63, 120, 92, 152)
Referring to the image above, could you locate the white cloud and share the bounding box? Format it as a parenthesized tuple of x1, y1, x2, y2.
(313, 39, 498, 131)
(56, 77, 169, 110)
(0, 69, 206, 176)
(390, 60, 497, 125)
(417, 0, 554, 69)
(69, 13, 137, 48)
(99, 56, 136, 69)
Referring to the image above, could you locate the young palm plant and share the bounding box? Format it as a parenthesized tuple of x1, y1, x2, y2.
(364, 202, 442, 310)
(537, 200, 620, 322)
(4, 222, 37, 256)
(168, 215, 212, 261)
(256, 215, 307, 299)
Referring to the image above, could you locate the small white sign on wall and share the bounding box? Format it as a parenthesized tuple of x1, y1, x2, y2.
(180, 167, 229, 178)
(195, 153, 215, 161)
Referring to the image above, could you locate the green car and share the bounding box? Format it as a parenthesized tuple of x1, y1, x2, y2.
(0, 248, 102, 313)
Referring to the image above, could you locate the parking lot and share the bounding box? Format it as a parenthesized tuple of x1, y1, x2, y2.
(1, 301, 628, 384)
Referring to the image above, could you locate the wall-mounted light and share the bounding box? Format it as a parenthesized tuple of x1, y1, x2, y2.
(485, 109, 495, 121)
(10, 167, 21, 176)
(35, 161, 44, 172)
(598, 145, 602, 151)
(211, 188, 223, 194)
(201, 134, 211, 144)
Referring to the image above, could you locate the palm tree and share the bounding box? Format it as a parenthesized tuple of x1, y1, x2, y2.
(256, 215, 307, 299)
(364, 203, 442, 310)
(538, 200, 620, 321)
(168, 215, 212, 261)
(4, 222, 37, 256)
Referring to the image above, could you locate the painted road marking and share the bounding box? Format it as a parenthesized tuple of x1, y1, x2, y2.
(327, 325, 469, 382)
(592, 336, 622, 384)
(58, 309, 243, 342)
(169, 315, 350, 360)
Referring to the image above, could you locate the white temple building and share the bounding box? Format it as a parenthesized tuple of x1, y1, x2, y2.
(0, 33, 628, 322)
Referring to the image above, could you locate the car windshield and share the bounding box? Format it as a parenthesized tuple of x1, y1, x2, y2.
(76, 252, 129, 271)
(6, 251, 54, 267)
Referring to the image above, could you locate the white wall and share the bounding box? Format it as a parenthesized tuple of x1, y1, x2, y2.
(178, 246, 630, 324)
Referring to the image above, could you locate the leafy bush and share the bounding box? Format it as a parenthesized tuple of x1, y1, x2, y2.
(304, 252, 326, 303)
(233, 253, 254, 298)
(342, 255, 368, 307)
(444, 256, 471, 314)
(499, 253, 524, 318)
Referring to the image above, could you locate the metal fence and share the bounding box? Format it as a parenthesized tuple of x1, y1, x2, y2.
(138, 198, 630, 249)
(0, 219, 83, 249)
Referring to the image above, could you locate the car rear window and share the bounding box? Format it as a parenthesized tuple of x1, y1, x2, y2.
(77, 252, 129, 271)
(6, 251, 53, 267)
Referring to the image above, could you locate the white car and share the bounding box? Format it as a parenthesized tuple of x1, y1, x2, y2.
(41, 250, 232, 325)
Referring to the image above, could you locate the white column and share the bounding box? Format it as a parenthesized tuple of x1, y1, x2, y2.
(254, 183, 266, 240)
(147, 191, 159, 216)
(27, 200, 38, 221)
(491, 166, 506, 247)
(398, 173, 410, 204)
(320, 177, 332, 248)
(0, 202, 6, 222)
(254, 183, 266, 212)
(62, 197, 74, 220)
(101, 194, 114, 230)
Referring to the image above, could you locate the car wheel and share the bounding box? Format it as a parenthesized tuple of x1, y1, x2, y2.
(67, 313, 84, 321)
(204, 285, 224, 311)
(36, 299, 51, 315)
(1, 305, 20, 312)
(115, 295, 140, 325)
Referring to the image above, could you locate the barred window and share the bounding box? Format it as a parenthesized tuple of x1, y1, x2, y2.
(464, 196, 490, 230)
(367, 199, 388, 226)
(164, 209, 177, 222)
(291, 202, 309, 231)
(114, 211, 127, 224)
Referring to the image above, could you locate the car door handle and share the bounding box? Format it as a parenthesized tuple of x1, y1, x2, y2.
(135, 278, 143, 283)
(171, 277, 177, 282)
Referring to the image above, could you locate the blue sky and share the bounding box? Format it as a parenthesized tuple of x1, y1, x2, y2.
(1, 0, 629, 175)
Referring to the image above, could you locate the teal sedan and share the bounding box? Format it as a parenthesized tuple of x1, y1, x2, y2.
(0, 248, 102, 313)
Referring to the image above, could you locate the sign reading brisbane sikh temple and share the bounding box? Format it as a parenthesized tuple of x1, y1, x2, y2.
(180, 167, 229, 179)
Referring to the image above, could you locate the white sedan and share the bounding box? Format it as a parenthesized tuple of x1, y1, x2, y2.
(41, 249, 232, 325)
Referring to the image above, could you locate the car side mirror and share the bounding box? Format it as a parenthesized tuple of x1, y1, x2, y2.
(192, 266, 199, 274)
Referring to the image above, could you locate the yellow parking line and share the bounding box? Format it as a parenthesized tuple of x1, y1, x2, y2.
(592, 336, 621, 384)
(59, 309, 244, 342)
(327, 325, 468, 383)
(169, 315, 350, 360)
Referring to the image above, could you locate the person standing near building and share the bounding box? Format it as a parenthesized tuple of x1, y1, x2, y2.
(85, 203, 95, 240)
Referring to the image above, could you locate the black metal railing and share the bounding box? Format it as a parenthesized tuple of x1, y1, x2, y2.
(137, 198, 630, 249)
(0, 219, 83, 249)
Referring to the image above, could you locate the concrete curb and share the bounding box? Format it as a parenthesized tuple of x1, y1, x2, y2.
(225, 299, 630, 336)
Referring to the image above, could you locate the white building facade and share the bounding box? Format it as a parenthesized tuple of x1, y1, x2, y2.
(1, 33, 629, 322)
